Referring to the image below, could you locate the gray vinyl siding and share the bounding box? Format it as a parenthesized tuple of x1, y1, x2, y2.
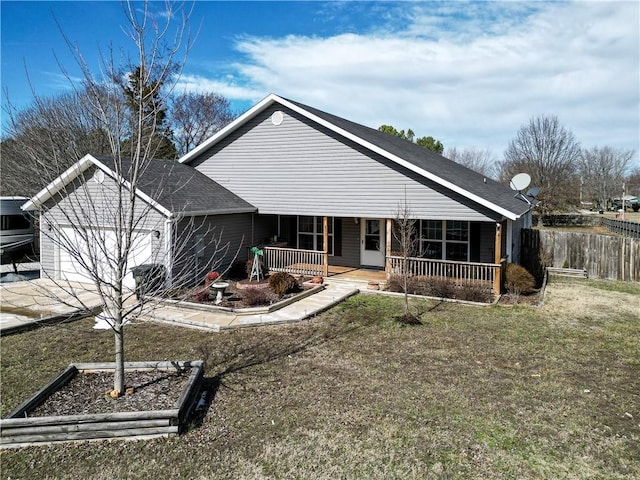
(190, 105, 499, 222)
(39, 212, 55, 279)
(39, 170, 167, 280)
(330, 217, 360, 268)
(478, 222, 496, 264)
(171, 213, 254, 287)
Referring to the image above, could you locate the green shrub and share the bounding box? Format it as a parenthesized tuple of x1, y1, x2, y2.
(505, 263, 536, 295)
(268, 272, 299, 297)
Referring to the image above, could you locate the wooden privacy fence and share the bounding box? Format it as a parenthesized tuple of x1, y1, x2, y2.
(601, 218, 640, 239)
(387, 256, 501, 289)
(521, 229, 640, 282)
(263, 247, 325, 277)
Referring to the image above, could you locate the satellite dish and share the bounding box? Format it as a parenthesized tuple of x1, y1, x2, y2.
(525, 187, 540, 199)
(510, 173, 531, 191)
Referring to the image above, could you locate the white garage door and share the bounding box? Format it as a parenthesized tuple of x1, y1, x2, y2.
(59, 227, 154, 290)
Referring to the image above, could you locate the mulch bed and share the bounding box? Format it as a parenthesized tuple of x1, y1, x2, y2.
(170, 279, 307, 309)
(28, 369, 191, 417)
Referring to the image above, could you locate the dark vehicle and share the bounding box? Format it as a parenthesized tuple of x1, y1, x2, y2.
(1, 197, 35, 263)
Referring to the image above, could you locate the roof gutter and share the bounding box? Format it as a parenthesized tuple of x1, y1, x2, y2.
(169, 207, 257, 218)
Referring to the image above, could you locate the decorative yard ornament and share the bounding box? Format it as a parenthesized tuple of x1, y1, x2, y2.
(250, 246, 264, 281)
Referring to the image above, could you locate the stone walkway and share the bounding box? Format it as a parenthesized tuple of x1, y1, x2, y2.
(0, 276, 376, 334)
(137, 280, 362, 331)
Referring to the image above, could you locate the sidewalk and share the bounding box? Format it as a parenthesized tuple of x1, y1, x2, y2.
(0, 279, 103, 335)
(1, 277, 369, 335)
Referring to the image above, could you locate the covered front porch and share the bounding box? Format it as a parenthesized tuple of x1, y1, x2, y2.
(258, 215, 507, 294)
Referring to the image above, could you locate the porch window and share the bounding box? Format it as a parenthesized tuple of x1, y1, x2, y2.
(419, 220, 469, 261)
(297, 216, 334, 254)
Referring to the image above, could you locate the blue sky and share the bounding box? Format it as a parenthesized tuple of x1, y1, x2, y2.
(1, 1, 639, 164)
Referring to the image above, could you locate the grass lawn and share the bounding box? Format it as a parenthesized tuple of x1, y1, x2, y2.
(1, 277, 639, 479)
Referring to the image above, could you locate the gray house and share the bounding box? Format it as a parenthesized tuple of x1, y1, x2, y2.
(180, 94, 533, 291)
(24, 94, 532, 293)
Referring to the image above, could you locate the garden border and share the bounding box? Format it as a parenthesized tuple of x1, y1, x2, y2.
(156, 284, 325, 315)
(0, 360, 203, 449)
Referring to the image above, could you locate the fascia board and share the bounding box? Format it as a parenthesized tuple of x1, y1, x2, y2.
(89, 157, 173, 219)
(274, 97, 522, 221)
(179, 94, 279, 165)
(21, 154, 95, 211)
(174, 207, 257, 217)
(22, 154, 173, 219)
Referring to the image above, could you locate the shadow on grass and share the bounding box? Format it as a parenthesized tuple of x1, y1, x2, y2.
(186, 307, 378, 426)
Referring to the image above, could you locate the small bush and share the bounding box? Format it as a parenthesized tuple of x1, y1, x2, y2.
(454, 283, 494, 303)
(425, 277, 457, 298)
(387, 275, 493, 303)
(505, 263, 536, 295)
(268, 272, 299, 297)
(194, 289, 209, 303)
(241, 287, 275, 307)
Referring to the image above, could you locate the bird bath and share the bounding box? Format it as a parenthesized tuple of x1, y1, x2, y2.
(209, 282, 229, 305)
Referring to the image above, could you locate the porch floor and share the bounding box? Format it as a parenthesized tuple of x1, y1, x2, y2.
(328, 266, 387, 283)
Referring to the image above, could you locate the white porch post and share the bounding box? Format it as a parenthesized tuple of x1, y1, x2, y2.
(385, 218, 392, 279)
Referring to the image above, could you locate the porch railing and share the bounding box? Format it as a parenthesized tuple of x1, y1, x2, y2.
(387, 255, 501, 290)
(263, 247, 325, 277)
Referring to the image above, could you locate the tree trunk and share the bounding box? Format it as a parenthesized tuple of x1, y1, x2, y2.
(113, 322, 125, 395)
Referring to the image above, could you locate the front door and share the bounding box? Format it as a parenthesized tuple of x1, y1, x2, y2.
(360, 218, 385, 267)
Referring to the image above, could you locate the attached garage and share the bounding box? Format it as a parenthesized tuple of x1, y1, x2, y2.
(58, 226, 154, 289)
(22, 154, 257, 290)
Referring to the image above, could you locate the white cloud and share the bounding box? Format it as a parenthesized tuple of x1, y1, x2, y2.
(183, 1, 639, 161)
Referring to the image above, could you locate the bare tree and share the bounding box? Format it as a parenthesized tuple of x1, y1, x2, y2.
(2, 87, 116, 196)
(579, 146, 635, 210)
(445, 146, 498, 179)
(170, 91, 235, 156)
(626, 166, 640, 198)
(12, 1, 226, 396)
(501, 115, 581, 213)
(392, 198, 420, 324)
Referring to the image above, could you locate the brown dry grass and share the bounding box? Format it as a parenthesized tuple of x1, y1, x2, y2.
(1, 277, 639, 479)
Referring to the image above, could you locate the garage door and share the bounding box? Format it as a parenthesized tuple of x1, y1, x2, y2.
(59, 227, 154, 290)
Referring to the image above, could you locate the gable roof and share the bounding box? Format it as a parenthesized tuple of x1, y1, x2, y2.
(180, 94, 531, 221)
(22, 154, 256, 217)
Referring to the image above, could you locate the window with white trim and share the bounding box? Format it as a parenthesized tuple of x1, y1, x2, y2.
(419, 220, 469, 261)
(297, 216, 334, 254)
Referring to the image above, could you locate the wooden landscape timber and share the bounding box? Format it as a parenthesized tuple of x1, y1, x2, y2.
(0, 361, 203, 448)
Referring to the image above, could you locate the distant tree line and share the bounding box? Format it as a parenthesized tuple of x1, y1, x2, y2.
(1, 68, 235, 197)
(379, 117, 638, 213)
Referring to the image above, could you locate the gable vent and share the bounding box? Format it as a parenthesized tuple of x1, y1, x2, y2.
(271, 110, 284, 126)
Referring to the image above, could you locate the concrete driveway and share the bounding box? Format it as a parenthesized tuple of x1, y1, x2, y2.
(0, 279, 103, 335)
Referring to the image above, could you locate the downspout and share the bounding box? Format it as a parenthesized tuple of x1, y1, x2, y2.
(164, 218, 173, 287)
(506, 219, 513, 264)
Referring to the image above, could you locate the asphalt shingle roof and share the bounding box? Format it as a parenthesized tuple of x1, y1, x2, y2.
(94, 155, 255, 215)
